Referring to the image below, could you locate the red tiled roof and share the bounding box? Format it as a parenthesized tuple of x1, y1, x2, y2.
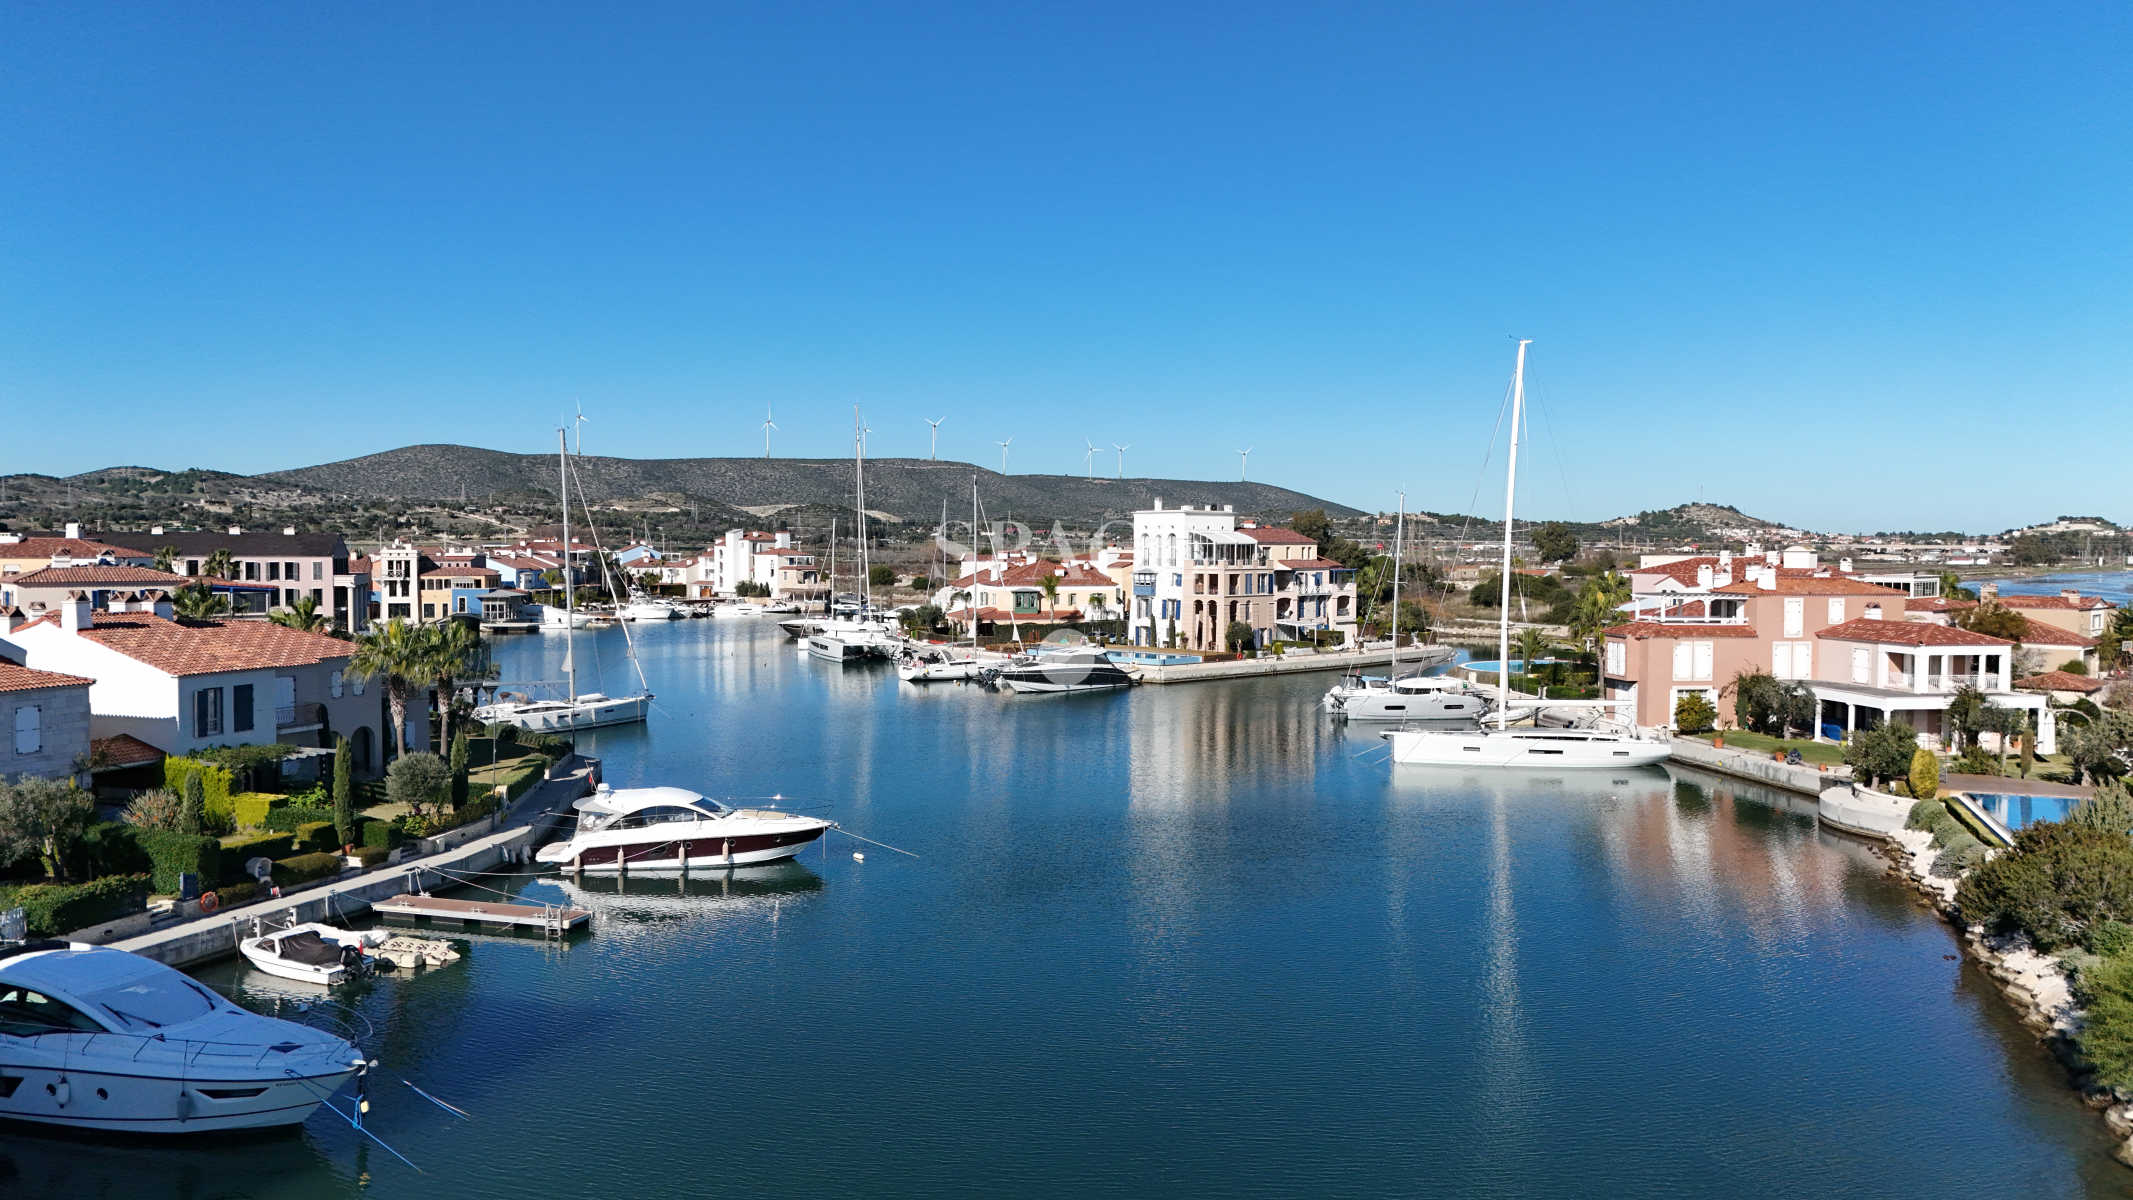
(0, 537, 155, 561)
(9, 565, 191, 586)
(2015, 670, 2107, 693)
(1242, 527, 1318, 545)
(2015, 616, 2097, 647)
(1906, 597, 1978, 612)
(0, 661, 94, 693)
(1815, 618, 2012, 647)
(421, 567, 502, 580)
(1278, 558, 1353, 571)
(1603, 622, 1762, 639)
(73, 613, 352, 676)
(1711, 576, 1904, 596)
(950, 561, 1116, 589)
(90, 733, 165, 768)
(1999, 593, 2114, 611)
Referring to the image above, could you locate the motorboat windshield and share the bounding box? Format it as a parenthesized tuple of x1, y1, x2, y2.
(81, 972, 219, 1032)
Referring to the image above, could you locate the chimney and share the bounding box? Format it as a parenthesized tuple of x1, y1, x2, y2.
(1153, 498, 1162, 510)
(283, 526, 296, 536)
(1696, 564, 1713, 588)
(1764, 549, 1779, 565)
(1714, 570, 1733, 588)
(1224, 504, 1234, 513)
(148, 590, 173, 619)
(776, 531, 791, 549)
(2062, 588, 2081, 601)
(1718, 549, 1732, 567)
(0, 606, 21, 634)
(61, 591, 93, 632)
(64, 522, 81, 540)
(1757, 567, 1777, 591)
(151, 524, 164, 536)
(1839, 557, 1852, 573)
(228, 525, 243, 535)
(1983, 582, 1999, 600)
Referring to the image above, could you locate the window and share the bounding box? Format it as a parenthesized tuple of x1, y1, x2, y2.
(194, 688, 224, 737)
(422, 603, 436, 619)
(311, 588, 323, 605)
(312, 561, 323, 580)
(456, 597, 467, 613)
(387, 603, 410, 619)
(1675, 642, 1713, 681)
(1783, 597, 1804, 638)
(1774, 642, 1810, 680)
(1695, 641, 1713, 681)
(13, 705, 40, 755)
(330, 670, 344, 699)
(186, 559, 200, 576)
(1605, 641, 1626, 675)
(267, 562, 280, 581)
(1864, 603, 1882, 620)
(1851, 646, 1870, 684)
(0, 987, 106, 1036)
(274, 677, 295, 727)
(244, 561, 260, 581)
(1828, 598, 1845, 624)
(285, 561, 298, 579)
(232, 684, 255, 733)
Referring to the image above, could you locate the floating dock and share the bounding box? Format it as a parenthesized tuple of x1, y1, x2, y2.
(371, 893, 591, 933)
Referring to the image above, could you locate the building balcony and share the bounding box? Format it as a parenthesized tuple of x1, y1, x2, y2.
(277, 702, 325, 734)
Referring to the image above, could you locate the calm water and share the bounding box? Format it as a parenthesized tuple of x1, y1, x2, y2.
(5, 618, 2130, 1198)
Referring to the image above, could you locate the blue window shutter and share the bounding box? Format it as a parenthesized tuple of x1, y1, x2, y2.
(233, 684, 255, 733)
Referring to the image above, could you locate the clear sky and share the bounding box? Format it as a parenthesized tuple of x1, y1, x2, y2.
(2, 3, 2125, 532)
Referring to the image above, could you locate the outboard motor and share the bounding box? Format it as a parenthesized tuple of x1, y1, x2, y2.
(340, 943, 369, 977)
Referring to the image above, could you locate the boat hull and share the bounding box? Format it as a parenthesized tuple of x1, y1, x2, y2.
(1386, 729, 1673, 768)
(0, 1061, 357, 1134)
(999, 674, 1135, 693)
(551, 825, 829, 871)
(474, 694, 652, 732)
(806, 635, 887, 662)
(1331, 693, 1489, 721)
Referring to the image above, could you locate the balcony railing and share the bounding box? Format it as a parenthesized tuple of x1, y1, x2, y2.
(277, 702, 323, 731)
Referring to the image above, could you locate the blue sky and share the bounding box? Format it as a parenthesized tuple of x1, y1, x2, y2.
(2, 3, 2124, 532)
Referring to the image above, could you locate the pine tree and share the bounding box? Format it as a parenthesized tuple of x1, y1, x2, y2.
(180, 769, 204, 835)
(449, 730, 470, 812)
(332, 736, 356, 849)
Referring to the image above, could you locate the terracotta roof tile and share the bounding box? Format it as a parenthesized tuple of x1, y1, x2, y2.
(75, 613, 352, 676)
(1241, 527, 1319, 545)
(0, 661, 94, 693)
(2015, 670, 2107, 693)
(9, 565, 192, 587)
(1906, 596, 1978, 612)
(1603, 622, 1762, 639)
(1711, 577, 1905, 596)
(1815, 618, 2013, 647)
(89, 733, 165, 767)
(0, 537, 156, 560)
(1999, 593, 2115, 611)
(2015, 616, 2098, 647)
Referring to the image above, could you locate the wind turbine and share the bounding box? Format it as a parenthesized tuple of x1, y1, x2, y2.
(762, 406, 778, 458)
(1113, 443, 1131, 479)
(927, 417, 946, 460)
(1084, 438, 1100, 480)
(573, 400, 590, 455)
(1235, 446, 1253, 482)
(995, 437, 1012, 475)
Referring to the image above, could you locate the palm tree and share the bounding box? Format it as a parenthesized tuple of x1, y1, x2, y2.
(425, 620, 490, 754)
(1512, 627, 1553, 686)
(170, 583, 230, 622)
(153, 545, 179, 573)
(203, 549, 235, 580)
(348, 618, 430, 761)
(269, 594, 329, 633)
(1038, 572, 1062, 618)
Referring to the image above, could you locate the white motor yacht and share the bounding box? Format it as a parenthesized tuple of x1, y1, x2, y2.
(238, 921, 384, 986)
(535, 785, 834, 871)
(473, 690, 652, 732)
(712, 602, 765, 619)
(1385, 723, 1672, 767)
(0, 942, 361, 1133)
(991, 647, 1138, 694)
(620, 595, 682, 621)
(778, 617, 824, 640)
(1325, 672, 1494, 721)
(806, 619, 898, 663)
(896, 644, 1009, 682)
(538, 605, 596, 629)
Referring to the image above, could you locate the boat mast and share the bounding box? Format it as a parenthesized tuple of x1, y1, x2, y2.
(854, 407, 870, 616)
(559, 427, 576, 703)
(1390, 492, 1405, 675)
(1498, 339, 1530, 731)
(829, 517, 837, 614)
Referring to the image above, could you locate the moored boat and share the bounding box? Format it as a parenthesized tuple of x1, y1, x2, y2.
(534, 785, 834, 871)
(991, 647, 1138, 694)
(238, 921, 383, 986)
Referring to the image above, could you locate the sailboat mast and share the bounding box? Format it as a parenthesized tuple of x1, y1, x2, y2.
(854, 407, 870, 614)
(559, 427, 576, 702)
(1498, 339, 1531, 731)
(1390, 493, 1405, 673)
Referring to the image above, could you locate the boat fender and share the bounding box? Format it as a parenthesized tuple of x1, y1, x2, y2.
(852, 852, 864, 862)
(51, 1077, 69, 1107)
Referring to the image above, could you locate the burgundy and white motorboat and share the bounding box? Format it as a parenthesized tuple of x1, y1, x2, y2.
(535, 785, 834, 871)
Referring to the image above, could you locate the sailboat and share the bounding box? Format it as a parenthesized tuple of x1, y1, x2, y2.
(806, 409, 899, 663)
(474, 427, 655, 733)
(1384, 341, 1670, 768)
(1323, 495, 1463, 719)
(897, 477, 1011, 681)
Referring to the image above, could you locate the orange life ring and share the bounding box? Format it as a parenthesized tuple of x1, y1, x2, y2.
(198, 891, 219, 914)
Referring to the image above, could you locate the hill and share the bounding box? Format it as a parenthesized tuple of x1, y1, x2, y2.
(256, 445, 1361, 526)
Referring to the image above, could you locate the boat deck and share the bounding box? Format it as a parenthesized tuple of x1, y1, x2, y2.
(371, 893, 591, 931)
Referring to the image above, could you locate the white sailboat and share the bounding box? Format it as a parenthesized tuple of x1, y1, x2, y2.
(1386, 341, 1670, 769)
(807, 410, 897, 664)
(475, 427, 655, 733)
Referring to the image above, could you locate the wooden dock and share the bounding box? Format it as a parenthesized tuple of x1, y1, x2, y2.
(372, 893, 591, 932)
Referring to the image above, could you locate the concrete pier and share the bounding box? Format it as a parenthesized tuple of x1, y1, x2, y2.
(1130, 645, 1454, 685)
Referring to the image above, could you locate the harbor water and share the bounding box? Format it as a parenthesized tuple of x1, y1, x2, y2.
(5, 617, 2129, 1197)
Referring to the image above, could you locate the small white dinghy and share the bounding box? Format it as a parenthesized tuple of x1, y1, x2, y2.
(238, 921, 384, 986)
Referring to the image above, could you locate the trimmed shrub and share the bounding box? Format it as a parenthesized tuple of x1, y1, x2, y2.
(1905, 799, 1948, 831)
(213, 880, 257, 906)
(1674, 693, 1717, 735)
(1958, 821, 2133, 951)
(232, 793, 289, 828)
(1931, 833, 1984, 877)
(263, 805, 334, 833)
(0, 874, 150, 937)
(79, 822, 152, 878)
(136, 831, 222, 895)
(359, 819, 405, 850)
(353, 845, 392, 868)
(1909, 747, 1940, 802)
(1928, 811, 1966, 848)
(293, 821, 339, 854)
(222, 831, 297, 865)
(270, 852, 342, 888)
(2090, 920, 2133, 958)
(162, 757, 235, 833)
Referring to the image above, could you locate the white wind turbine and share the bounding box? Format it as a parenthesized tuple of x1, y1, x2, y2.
(573, 400, 590, 455)
(927, 417, 946, 460)
(1235, 446, 1253, 482)
(762, 406, 778, 458)
(1084, 438, 1100, 480)
(995, 436, 1012, 475)
(1112, 443, 1131, 479)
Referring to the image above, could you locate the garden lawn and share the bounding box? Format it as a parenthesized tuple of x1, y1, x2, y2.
(1693, 730, 1846, 766)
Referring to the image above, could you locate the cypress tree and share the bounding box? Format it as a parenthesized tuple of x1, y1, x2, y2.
(180, 769, 204, 835)
(332, 736, 356, 848)
(449, 730, 470, 812)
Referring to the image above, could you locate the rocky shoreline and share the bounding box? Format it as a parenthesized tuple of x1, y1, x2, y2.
(1879, 827, 2133, 1166)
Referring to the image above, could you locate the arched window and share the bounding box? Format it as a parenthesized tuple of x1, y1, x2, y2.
(351, 727, 374, 773)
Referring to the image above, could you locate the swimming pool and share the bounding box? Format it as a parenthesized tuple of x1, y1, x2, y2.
(1105, 649, 1203, 666)
(1461, 658, 1569, 675)
(1968, 792, 2083, 830)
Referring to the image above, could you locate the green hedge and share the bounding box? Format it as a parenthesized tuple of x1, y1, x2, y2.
(211, 880, 257, 906)
(163, 757, 236, 833)
(293, 820, 339, 854)
(265, 805, 335, 834)
(353, 845, 392, 868)
(270, 852, 342, 888)
(136, 831, 222, 895)
(79, 823, 152, 878)
(360, 819, 406, 850)
(231, 792, 286, 828)
(0, 874, 151, 937)
(222, 831, 298, 868)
